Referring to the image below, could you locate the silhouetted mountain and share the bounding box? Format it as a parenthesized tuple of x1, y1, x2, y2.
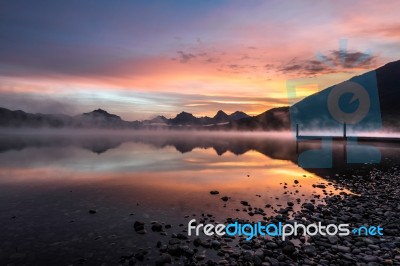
(231, 107, 290, 130)
(229, 111, 250, 120)
(290, 60, 400, 131)
(376, 60, 400, 128)
(169, 110, 250, 126)
(232, 60, 400, 131)
(0, 107, 249, 129)
(0, 108, 133, 128)
(81, 109, 122, 120)
(0, 107, 72, 127)
(170, 111, 200, 126)
(74, 109, 131, 128)
(213, 110, 230, 123)
(150, 115, 168, 124)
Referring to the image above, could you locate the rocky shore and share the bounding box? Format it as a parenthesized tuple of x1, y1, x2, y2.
(123, 166, 400, 265)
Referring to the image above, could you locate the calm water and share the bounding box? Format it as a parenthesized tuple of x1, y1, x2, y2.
(0, 131, 399, 265)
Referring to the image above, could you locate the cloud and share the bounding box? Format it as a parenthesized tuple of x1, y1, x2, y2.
(279, 50, 377, 76)
(0, 87, 288, 120)
(0, 92, 76, 114)
(176, 51, 197, 63)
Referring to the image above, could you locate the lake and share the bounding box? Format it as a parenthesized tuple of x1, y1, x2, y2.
(0, 130, 399, 265)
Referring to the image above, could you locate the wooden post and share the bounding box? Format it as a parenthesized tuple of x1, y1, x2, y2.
(343, 123, 347, 138)
(296, 124, 299, 138)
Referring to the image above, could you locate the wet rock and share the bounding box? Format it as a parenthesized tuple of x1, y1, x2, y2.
(303, 245, 316, 256)
(176, 233, 188, 240)
(335, 245, 350, 253)
(266, 242, 278, 249)
(155, 253, 171, 266)
(151, 222, 163, 232)
(211, 240, 221, 249)
(221, 196, 229, 202)
(383, 259, 393, 265)
(210, 191, 219, 195)
(362, 255, 378, 263)
(352, 248, 361, 255)
(88, 210, 97, 214)
(282, 245, 295, 255)
(254, 255, 262, 266)
(133, 221, 146, 234)
(302, 203, 315, 211)
(265, 257, 279, 266)
(168, 238, 181, 245)
(193, 237, 202, 247)
(241, 244, 252, 250)
(327, 235, 338, 244)
(254, 249, 264, 259)
(240, 201, 250, 206)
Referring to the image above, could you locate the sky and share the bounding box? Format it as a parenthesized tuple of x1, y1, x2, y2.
(0, 0, 399, 120)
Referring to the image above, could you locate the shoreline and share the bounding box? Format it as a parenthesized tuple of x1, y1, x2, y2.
(125, 167, 400, 265)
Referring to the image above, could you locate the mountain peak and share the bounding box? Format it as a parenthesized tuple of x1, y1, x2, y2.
(175, 111, 195, 118)
(82, 109, 121, 120)
(213, 110, 229, 121)
(171, 111, 198, 125)
(149, 115, 168, 124)
(92, 108, 109, 114)
(229, 111, 250, 120)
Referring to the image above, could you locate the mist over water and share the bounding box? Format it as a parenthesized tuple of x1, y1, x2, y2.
(0, 129, 399, 264)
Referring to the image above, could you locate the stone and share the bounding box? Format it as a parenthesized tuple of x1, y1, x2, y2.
(221, 196, 229, 201)
(282, 245, 295, 255)
(303, 245, 317, 256)
(155, 254, 171, 266)
(303, 203, 315, 211)
(327, 235, 338, 244)
(151, 222, 163, 232)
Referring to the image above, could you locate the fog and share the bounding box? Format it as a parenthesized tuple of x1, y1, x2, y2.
(0, 127, 399, 140)
(0, 128, 294, 139)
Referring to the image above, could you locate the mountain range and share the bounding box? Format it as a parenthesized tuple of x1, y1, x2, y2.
(0, 107, 251, 129)
(0, 59, 399, 131)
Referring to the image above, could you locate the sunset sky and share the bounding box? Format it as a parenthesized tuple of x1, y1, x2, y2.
(1, 0, 399, 120)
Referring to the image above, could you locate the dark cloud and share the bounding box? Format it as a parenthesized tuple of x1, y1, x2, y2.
(177, 51, 197, 63)
(204, 58, 218, 63)
(280, 50, 377, 76)
(329, 50, 375, 68)
(280, 64, 302, 72)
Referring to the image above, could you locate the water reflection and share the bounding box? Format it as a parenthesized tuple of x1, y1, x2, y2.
(0, 131, 399, 265)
